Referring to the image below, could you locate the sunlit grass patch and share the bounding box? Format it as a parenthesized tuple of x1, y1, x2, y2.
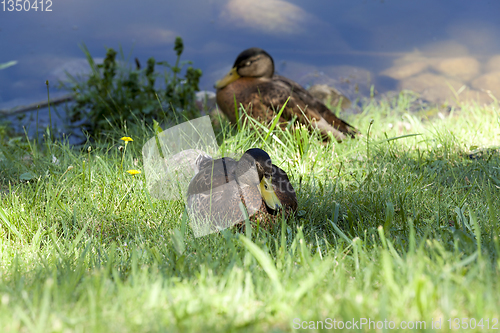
(0, 93, 499, 332)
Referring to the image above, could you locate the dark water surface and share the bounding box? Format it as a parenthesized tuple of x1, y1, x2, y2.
(1, 0, 500, 132)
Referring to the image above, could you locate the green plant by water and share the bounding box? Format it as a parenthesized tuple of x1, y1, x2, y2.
(65, 37, 202, 136)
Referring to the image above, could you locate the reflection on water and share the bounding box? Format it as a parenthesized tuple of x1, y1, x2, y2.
(380, 40, 500, 105)
(1, 0, 500, 127)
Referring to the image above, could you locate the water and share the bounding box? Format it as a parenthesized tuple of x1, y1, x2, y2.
(1, 0, 500, 134)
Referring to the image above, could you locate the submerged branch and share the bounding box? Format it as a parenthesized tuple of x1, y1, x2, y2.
(0, 94, 74, 116)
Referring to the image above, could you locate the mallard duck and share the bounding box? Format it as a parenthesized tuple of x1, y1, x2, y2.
(186, 148, 297, 234)
(215, 48, 358, 142)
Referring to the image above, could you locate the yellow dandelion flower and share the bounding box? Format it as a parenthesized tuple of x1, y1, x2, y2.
(121, 137, 133, 142)
(127, 169, 141, 175)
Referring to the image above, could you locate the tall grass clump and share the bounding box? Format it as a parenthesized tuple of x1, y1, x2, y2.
(63, 37, 202, 136)
(0, 92, 499, 332)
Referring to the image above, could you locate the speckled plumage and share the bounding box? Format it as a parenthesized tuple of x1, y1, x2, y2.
(215, 48, 358, 142)
(186, 148, 297, 233)
(242, 164, 298, 231)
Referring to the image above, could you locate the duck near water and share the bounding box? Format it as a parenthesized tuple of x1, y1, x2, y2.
(215, 48, 358, 142)
(186, 148, 297, 233)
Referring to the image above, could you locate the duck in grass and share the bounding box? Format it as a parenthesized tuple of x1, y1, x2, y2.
(215, 47, 359, 142)
(186, 148, 297, 233)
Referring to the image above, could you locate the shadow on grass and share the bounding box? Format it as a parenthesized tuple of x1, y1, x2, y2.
(1, 99, 499, 282)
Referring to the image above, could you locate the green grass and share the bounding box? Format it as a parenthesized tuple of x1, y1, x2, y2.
(0, 93, 500, 332)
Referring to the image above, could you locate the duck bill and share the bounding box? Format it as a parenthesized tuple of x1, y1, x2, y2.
(259, 177, 282, 211)
(214, 67, 240, 89)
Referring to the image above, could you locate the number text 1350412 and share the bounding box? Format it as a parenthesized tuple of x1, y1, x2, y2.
(2, 0, 52, 11)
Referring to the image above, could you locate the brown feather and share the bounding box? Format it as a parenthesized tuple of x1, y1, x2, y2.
(186, 149, 297, 233)
(216, 48, 359, 142)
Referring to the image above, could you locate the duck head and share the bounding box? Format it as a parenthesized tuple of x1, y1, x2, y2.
(214, 48, 275, 89)
(236, 148, 282, 211)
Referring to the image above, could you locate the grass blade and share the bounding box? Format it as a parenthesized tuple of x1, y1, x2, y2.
(263, 97, 290, 142)
(239, 235, 283, 293)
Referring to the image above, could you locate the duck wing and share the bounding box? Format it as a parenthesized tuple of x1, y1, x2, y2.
(186, 157, 263, 235)
(273, 75, 358, 138)
(227, 76, 356, 142)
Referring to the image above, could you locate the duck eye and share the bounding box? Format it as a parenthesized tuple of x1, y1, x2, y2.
(245, 61, 251, 66)
(264, 184, 269, 190)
